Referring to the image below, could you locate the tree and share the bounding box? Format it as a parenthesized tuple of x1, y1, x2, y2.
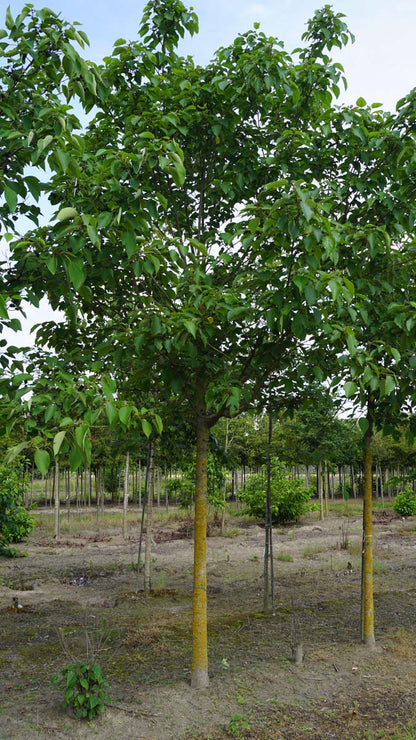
(6, 1, 391, 686)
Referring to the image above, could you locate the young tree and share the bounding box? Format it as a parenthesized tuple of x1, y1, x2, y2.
(7, 1, 399, 686)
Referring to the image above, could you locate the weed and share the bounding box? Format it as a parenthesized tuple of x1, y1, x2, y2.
(227, 714, 250, 738)
(275, 552, 294, 562)
(303, 544, 324, 559)
(51, 661, 110, 720)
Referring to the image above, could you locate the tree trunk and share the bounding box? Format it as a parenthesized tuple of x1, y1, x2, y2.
(221, 419, 229, 536)
(123, 450, 130, 539)
(191, 416, 210, 689)
(54, 462, 60, 538)
(361, 403, 375, 647)
(317, 462, 324, 520)
(263, 412, 274, 615)
(324, 461, 329, 515)
(144, 440, 155, 594)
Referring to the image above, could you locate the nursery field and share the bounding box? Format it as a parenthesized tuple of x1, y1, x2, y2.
(1, 504, 416, 740)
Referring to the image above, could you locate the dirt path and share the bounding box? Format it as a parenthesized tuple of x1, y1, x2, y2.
(1, 508, 415, 739)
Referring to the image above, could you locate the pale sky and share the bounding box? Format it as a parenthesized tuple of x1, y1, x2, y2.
(2, 0, 416, 345)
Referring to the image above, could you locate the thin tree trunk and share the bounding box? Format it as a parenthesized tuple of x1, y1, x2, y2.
(66, 468, 71, 522)
(191, 416, 210, 689)
(324, 461, 329, 515)
(317, 462, 324, 520)
(138, 459, 142, 507)
(263, 412, 274, 615)
(123, 451, 130, 539)
(221, 419, 229, 536)
(144, 441, 155, 593)
(361, 402, 375, 647)
(54, 462, 60, 538)
(351, 465, 356, 499)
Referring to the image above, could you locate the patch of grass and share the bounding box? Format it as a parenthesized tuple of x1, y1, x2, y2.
(373, 560, 389, 575)
(303, 544, 325, 559)
(275, 552, 294, 562)
(222, 527, 241, 538)
(330, 500, 363, 517)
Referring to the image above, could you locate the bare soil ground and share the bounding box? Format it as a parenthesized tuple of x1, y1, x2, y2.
(1, 505, 416, 740)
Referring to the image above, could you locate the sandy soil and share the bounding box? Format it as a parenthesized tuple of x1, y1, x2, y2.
(1, 506, 416, 739)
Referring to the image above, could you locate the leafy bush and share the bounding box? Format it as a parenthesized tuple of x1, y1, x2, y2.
(168, 454, 225, 509)
(52, 661, 110, 720)
(0, 465, 34, 556)
(166, 476, 195, 508)
(241, 459, 312, 523)
(393, 488, 416, 517)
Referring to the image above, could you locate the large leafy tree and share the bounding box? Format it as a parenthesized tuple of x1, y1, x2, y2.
(8, 0, 411, 685)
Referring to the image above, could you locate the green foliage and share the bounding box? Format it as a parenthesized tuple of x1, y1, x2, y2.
(166, 476, 195, 508)
(170, 454, 225, 509)
(0, 465, 34, 556)
(393, 488, 416, 517)
(241, 460, 312, 524)
(227, 714, 251, 738)
(51, 661, 110, 720)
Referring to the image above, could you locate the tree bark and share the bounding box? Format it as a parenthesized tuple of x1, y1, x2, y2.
(123, 450, 130, 539)
(361, 403, 375, 647)
(54, 462, 60, 538)
(263, 412, 274, 615)
(317, 462, 324, 520)
(144, 441, 155, 594)
(191, 416, 210, 689)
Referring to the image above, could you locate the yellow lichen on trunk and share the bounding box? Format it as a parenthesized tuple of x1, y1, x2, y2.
(191, 417, 209, 688)
(361, 415, 375, 647)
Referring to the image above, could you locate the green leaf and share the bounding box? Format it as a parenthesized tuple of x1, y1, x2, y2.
(5, 6, 14, 30)
(56, 149, 70, 173)
(153, 414, 163, 435)
(101, 374, 116, 400)
(5, 441, 29, 464)
(57, 207, 78, 221)
(151, 316, 162, 335)
(183, 319, 196, 338)
(142, 419, 152, 438)
(34, 449, 50, 475)
(383, 375, 396, 396)
(358, 417, 369, 434)
(53, 430, 66, 457)
(46, 256, 58, 275)
(69, 447, 83, 472)
(68, 258, 86, 290)
(121, 230, 137, 257)
(344, 381, 358, 398)
(119, 406, 133, 426)
(4, 184, 18, 213)
(346, 333, 357, 357)
(0, 295, 8, 320)
(304, 285, 317, 306)
(75, 425, 89, 449)
(105, 401, 118, 426)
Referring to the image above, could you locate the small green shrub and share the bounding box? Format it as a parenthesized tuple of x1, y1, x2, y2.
(393, 488, 416, 517)
(52, 661, 110, 720)
(0, 464, 34, 557)
(241, 460, 312, 524)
